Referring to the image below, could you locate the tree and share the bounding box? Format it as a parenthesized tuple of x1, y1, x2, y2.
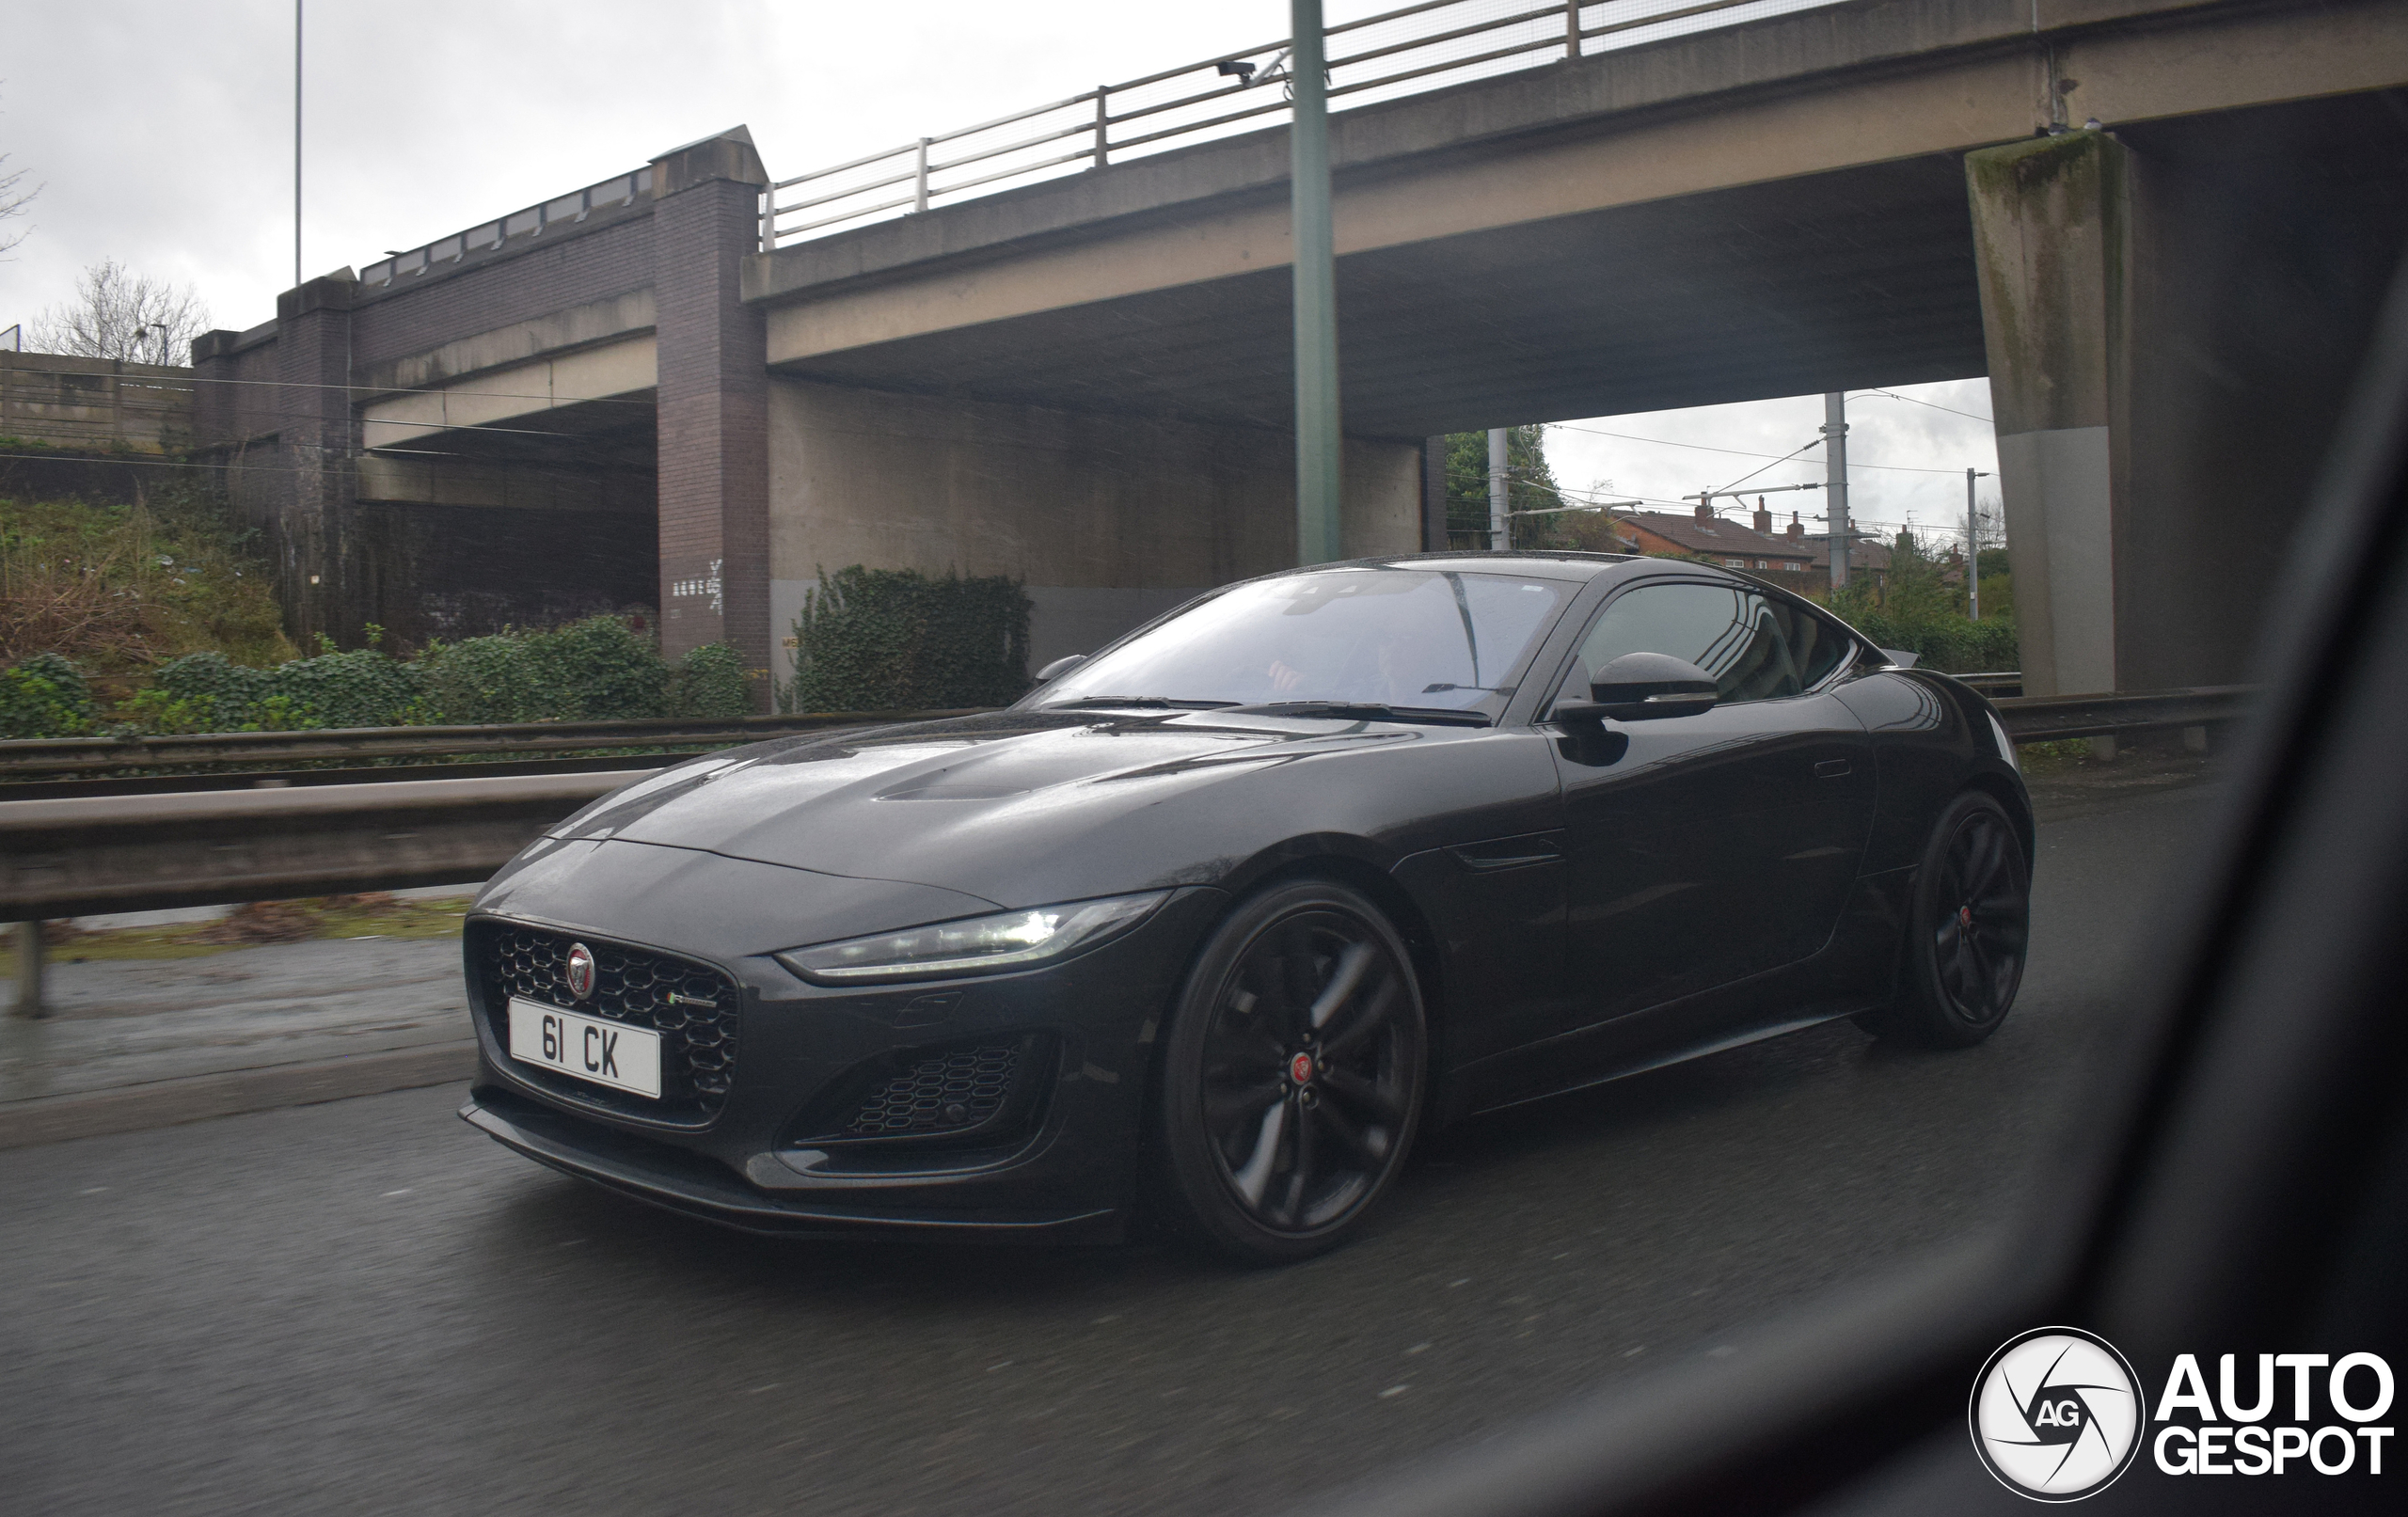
(1, 83, 37, 260)
(30, 260, 212, 366)
(1439, 425, 1573, 548)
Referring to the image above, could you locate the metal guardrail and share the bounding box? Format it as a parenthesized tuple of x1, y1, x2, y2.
(1952, 671, 2021, 699)
(1989, 686, 2253, 743)
(0, 708, 984, 784)
(0, 685, 2254, 923)
(0, 683, 2255, 1014)
(763, 0, 1825, 248)
(0, 772, 630, 925)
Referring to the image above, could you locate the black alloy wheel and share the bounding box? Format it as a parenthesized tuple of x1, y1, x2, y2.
(1870, 790, 2031, 1048)
(1155, 879, 1428, 1263)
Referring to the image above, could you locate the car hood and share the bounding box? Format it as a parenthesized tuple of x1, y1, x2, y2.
(547, 710, 1429, 907)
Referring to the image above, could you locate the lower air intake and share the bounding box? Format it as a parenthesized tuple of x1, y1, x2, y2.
(844, 1044, 1022, 1137)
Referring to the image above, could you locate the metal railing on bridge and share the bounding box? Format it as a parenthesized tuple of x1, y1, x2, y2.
(762, 0, 1836, 249)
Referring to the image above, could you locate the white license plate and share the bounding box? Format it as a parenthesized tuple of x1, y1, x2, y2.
(507, 996, 662, 1098)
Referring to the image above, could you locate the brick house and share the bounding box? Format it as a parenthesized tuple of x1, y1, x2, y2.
(1800, 529, 1893, 589)
(1611, 499, 1816, 573)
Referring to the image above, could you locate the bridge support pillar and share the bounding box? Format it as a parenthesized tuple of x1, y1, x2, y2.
(1970, 126, 2404, 695)
(651, 131, 774, 687)
(1967, 132, 2130, 698)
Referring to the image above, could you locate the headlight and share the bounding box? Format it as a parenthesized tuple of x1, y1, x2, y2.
(775, 893, 1167, 984)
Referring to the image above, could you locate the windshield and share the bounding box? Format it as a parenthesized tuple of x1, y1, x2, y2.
(1032, 567, 1575, 714)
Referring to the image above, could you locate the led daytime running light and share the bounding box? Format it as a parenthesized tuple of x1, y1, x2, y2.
(777, 893, 1166, 984)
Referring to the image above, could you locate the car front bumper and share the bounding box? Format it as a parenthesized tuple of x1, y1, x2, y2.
(454, 853, 1228, 1241)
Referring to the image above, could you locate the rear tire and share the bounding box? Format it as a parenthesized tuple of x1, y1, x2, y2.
(1152, 879, 1427, 1265)
(1865, 791, 2030, 1049)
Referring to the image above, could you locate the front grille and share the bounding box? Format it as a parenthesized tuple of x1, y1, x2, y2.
(843, 1044, 1022, 1137)
(474, 922, 739, 1126)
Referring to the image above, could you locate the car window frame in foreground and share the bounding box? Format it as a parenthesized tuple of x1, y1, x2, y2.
(1293, 260, 2408, 1517)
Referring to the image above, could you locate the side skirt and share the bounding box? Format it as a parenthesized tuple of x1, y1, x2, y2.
(1441, 867, 1914, 1122)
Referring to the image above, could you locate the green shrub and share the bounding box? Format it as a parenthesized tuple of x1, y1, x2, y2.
(104, 616, 741, 734)
(1839, 606, 2020, 673)
(0, 652, 98, 738)
(782, 566, 1030, 713)
(672, 641, 753, 719)
(1826, 533, 2020, 674)
(261, 646, 427, 730)
(126, 651, 268, 733)
(524, 615, 670, 721)
(126, 646, 424, 731)
(416, 634, 545, 725)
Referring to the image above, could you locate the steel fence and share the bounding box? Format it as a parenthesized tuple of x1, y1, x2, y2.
(763, 0, 1836, 249)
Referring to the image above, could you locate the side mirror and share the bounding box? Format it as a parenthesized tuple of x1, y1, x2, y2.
(1552, 652, 1719, 723)
(1034, 653, 1088, 683)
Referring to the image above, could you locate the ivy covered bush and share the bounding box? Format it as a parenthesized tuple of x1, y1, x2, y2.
(671, 641, 753, 720)
(5, 617, 758, 736)
(781, 566, 1030, 713)
(0, 653, 98, 738)
(123, 640, 430, 733)
(418, 618, 753, 724)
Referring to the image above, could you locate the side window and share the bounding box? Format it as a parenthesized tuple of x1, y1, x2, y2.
(1766, 598, 1855, 689)
(1574, 583, 1800, 703)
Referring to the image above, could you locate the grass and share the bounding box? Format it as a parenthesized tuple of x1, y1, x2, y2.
(0, 893, 476, 973)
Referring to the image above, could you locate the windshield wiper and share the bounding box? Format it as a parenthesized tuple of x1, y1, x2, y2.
(1039, 697, 1238, 711)
(1226, 701, 1491, 727)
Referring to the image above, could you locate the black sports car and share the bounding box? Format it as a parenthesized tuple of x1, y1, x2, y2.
(459, 552, 2033, 1262)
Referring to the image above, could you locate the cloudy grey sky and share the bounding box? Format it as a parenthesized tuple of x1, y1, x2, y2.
(2, 0, 1993, 543)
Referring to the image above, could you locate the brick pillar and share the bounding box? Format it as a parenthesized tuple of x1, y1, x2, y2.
(272, 273, 359, 648)
(189, 329, 243, 447)
(650, 130, 771, 683)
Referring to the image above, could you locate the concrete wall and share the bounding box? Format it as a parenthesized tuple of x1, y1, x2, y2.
(764, 377, 1421, 674)
(0, 354, 194, 452)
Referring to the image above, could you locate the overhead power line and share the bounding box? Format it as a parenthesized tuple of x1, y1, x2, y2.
(1848, 387, 1996, 425)
(1541, 420, 1983, 476)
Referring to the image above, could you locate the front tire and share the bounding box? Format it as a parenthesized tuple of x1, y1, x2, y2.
(1153, 879, 1427, 1264)
(1867, 791, 2031, 1049)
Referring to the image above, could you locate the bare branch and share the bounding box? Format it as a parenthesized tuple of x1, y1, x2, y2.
(1, 77, 41, 259)
(28, 259, 214, 366)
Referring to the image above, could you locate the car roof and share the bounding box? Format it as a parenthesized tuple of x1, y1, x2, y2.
(1289, 550, 1649, 584)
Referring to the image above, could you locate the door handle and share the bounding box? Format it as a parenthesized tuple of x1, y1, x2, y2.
(1814, 758, 1853, 779)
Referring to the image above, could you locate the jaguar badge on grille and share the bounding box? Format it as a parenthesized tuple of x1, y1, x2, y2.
(565, 942, 596, 1001)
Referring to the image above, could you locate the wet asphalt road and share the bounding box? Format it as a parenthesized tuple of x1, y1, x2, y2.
(0, 782, 2211, 1516)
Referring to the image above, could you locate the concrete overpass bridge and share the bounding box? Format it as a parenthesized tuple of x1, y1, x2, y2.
(192, 0, 2408, 695)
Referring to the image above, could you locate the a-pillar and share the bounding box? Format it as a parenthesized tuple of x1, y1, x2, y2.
(650, 129, 772, 684)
